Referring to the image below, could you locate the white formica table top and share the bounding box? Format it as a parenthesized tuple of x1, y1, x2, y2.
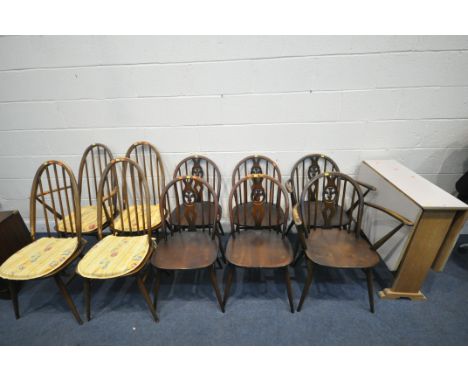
(363, 160, 468, 210)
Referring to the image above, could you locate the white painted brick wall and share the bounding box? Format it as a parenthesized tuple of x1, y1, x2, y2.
(0, 36, 467, 230)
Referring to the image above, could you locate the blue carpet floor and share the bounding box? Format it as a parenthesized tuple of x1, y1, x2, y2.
(1, 234, 468, 345)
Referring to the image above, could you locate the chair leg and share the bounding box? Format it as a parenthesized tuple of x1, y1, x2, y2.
(152, 268, 161, 311)
(136, 273, 159, 323)
(292, 249, 305, 267)
(297, 259, 315, 312)
(285, 220, 294, 236)
(54, 274, 83, 325)
(218, 221, 225, 235)
(365, 268, 375, 313)
(219, 239, 227, 264)
(222, 264, 235, 309)
(215, 258, 223, 270)
(209, 264, 225, 313)
(83, 278, 91, 321)
(284, 267, 295, 313)
(8, 280, 20, 319)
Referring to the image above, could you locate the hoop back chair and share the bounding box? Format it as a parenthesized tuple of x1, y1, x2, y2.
(173, 155, 224, 234)
(151, 176, 224, 314)
(285, 153, 376, 234)
(223, 174, 294, 312)
(0, 160, 85, 324)
(76, 158, 158, 322)
(57, 143, 113, 235)
(123, 141, 165, 233)
(293, 172, 414, 313)
(231, 155, 284, 229)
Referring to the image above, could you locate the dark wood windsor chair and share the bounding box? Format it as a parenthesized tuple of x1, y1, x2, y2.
(231, 155, 284, 229)
(57, 143, 114, 236)
(223, 174, 295, 313)
(0, 160, 85, 324)
(151, 175, 224, 315)
(76, 157, 159, 322)
(293, 172, 414, 313)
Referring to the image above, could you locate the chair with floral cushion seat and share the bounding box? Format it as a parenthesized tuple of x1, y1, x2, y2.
(293, 172, 414, 313)
(231, 155, 284, 229)
(123, 141, 165, 235)
(76, 157, 159, 322)
(151, 175, 224, 315)
(0, 160, 85, 324)
(56, 143, 113, 236)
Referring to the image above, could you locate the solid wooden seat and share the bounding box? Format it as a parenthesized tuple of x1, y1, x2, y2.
(152, 231, 219, 270)
(304, 229, 379, 269)
(226, 230, 293, 268)
(232, 202, 285, 228)
(224, 172, 294, 313)
(151, 176, 224, 314)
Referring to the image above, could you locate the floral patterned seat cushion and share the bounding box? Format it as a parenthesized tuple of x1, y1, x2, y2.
(77, 235, 151, 279)
(57, 205, 107, 234)
(0, 237, 79, 281)
(112, 204, 161, 232)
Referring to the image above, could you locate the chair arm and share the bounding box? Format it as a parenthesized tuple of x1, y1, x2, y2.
(364, 202, 414, 226)
(286, 179, 297, 206)
(364, 202, 414, 251)
(292, 205, 303, 226)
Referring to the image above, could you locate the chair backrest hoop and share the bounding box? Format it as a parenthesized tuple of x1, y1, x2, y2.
(173, 154, 222, 199)
(228, 173, 289, 235)
(29, 160, 81, 241)
(77, 143, 114, 205)
(231, 154, 282, 186)
(97, 157, 153, 241)
(299, 172, 364, 236)
(160, 175, 219, 238)
(126, 141, 165, 205)
(289, 153, 340, 205)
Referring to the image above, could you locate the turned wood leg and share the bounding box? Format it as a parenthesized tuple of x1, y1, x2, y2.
(54, 274, 83, 325)
(297, 259, 315, 312)
(284, 266, 295, 313)
(365, 268, 375, 313)
(223, 264, 235, 309)
(136, 273, 159, 323)
(209, 264, 225, 313)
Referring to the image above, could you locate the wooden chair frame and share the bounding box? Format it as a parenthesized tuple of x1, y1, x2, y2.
(67, 143, 114, 236)
(151, 175, 224, 314)
(223, 174, 294, 312)
(231, 155, 285, 230)
(293, 172, 414, 313)
(124, 141, 165, 234)
(80, 157, 159, 322)
(7, 160, 85, 324)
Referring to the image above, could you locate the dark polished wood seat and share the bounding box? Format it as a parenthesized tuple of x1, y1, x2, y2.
(152, 231, 219, 270)
(226, 230, 293, 268)
(304, 229, 379, 268)
(294, 172, 414, 313)
(151, 176, 224, 314)
(223, 173, 295, 313)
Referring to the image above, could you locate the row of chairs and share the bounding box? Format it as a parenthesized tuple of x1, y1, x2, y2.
(0, 141, 413, 324)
